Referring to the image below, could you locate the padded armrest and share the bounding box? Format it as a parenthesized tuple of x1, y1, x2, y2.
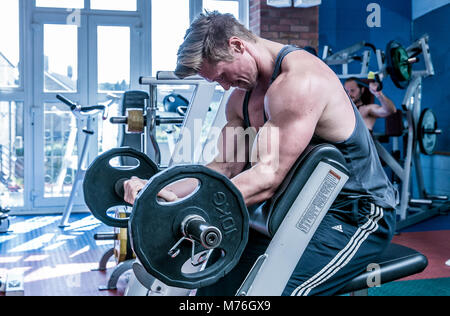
(336, 243, 428, 295)
(249, 144, 349, 237)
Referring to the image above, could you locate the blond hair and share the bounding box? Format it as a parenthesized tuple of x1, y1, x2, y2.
(175, 11, 257, 79)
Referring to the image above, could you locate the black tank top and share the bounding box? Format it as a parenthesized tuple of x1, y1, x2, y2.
(243, 45, 299, 127)
(242, 45, 397, 209)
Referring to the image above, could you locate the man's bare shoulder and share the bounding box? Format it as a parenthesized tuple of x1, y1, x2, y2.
(266, 63, 328, 118)
(266, 51, 357, 142)
(283, 49, 331, 77)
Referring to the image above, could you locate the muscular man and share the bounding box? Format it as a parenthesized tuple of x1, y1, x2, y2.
(344, 78, 397, 131)
(124, 12, 397, 296)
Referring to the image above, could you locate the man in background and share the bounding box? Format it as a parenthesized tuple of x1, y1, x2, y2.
(344, 78, 397, 131)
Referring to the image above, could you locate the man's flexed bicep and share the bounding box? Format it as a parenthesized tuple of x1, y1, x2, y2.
(263, 109, 317, 187)
(232, 76, 324, 206)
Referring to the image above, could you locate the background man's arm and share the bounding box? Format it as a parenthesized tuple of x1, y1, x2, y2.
(369, 82, 397, 118)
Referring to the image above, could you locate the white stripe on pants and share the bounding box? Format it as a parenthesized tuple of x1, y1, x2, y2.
(291, 204, 384, 296)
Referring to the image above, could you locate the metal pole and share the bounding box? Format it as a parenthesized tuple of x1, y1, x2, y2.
(59, 116, 93, 227)
(9, 101, 13, 182)
(146, 84, 161, 165)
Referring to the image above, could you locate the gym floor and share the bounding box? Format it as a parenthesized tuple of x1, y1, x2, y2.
(0, 215, 124, 296)
(1, 212, 449, 296)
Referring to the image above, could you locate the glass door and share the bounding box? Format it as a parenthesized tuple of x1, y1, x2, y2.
(90, 17, 142, 155)
(31, 12, 85, 207)
(30, 2, 144, 210)
(0, 0, 25, 209)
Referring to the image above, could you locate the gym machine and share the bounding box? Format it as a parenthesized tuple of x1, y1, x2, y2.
(92, 209, 136, 291)
(84, 72, 231, 293)
(322, 35, 447, 229)
(82, 144, 349, 295)
(370, 36, 448, 228)
(322, 41, 384, 80)
(83, 143, 427, 296)
(57, 94, 118, 228)
(110, 71, 230, 168)
(0, 206, 10, 234)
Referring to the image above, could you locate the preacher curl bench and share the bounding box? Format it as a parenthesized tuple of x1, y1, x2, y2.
(127, 144, 427, 296)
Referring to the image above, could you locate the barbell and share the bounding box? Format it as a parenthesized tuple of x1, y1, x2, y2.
(129, 164, 249, 289)
(83, 148, 249, 289)
(385, 40, 418, 90)
(109, 107, 186, 134)
(367, 40, 419, 90)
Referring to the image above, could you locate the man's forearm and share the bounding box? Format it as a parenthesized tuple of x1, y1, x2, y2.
(164, 177, 199, 199)
(206, 160, 247, 179)
(376, 92, 397, 114)
(231, 164, 279, 206)
(163, 161, 246, 199)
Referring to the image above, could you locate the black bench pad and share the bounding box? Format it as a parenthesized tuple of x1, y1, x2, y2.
(337, 243, 428, 295)
(249, 144, 348, 237)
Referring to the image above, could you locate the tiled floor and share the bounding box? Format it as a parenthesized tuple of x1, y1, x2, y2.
(0, 214, 126, 296)
(1, 212, 449, 296)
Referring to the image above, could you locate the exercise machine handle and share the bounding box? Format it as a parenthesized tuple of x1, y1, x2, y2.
(56, 95, 106, 115)
(94, 233, 118, 241)
(80, 105, 106, 113)
(56, 94, 77, 111)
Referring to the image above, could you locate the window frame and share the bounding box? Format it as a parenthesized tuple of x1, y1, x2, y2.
(3, 0, 249, 214)
(0, 0, 24, 92)
(190, 0, 249, 27)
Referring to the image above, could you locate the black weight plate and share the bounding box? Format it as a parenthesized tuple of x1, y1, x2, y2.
(418, 108, 438, 155)
(130, 165, 249, 289)
(83, 147, 159, 228)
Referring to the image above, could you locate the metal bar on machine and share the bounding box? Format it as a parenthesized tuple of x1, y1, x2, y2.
(194, 89, 232, 165)
(169, 83, 216, 166)
(139, 74, 217, 167)
(373, 140, 405, 180)
(324, 41, 366, 63)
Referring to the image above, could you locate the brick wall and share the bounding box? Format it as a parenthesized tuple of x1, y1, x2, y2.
(249, 0, 319, 50)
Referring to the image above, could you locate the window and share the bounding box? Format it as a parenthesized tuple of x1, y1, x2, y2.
(43, 24, 78, 92)
(90, 0, 137, 11)
(204, 0, 240, 19)
(97, 26, 131, 92)
(151, 0, 190, 75)
(36, 0, 84, 9)
(43, 102, 77, 198)
(0, 0, 20, 88)
(0, 101, 24, 207)
(151, 0, 247, 75)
